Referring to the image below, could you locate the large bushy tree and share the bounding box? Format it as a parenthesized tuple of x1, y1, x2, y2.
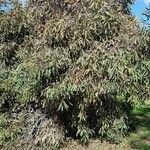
(0, 0, 149, 148)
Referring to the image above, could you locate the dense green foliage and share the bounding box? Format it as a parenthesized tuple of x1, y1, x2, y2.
(0, 0, 149, 148)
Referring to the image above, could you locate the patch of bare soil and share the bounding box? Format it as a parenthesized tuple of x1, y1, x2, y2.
(61, 140, 126, 150)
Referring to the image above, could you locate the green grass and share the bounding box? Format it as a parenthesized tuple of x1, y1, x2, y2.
(122, 103, 150, 150)
(138, 144, 150, 150)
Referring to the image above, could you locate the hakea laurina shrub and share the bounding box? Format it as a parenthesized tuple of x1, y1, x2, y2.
(0, 0, 150, 148)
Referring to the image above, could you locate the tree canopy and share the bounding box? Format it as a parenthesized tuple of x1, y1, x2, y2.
(0, 0, 149, 149)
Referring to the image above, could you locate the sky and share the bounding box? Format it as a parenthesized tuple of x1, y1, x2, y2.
(132, 0, 150, 20)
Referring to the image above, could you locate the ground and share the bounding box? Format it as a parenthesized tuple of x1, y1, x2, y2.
(61, 102, 150, 150)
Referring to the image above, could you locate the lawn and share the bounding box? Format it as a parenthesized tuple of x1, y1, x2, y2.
(124, 104, 150, 150)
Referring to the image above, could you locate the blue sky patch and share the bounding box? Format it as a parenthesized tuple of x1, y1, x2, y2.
(132, 0, 150, 21)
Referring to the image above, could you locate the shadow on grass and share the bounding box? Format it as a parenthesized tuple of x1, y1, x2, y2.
(137, 144, 150, 150)
(129, 105, 150, 150)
